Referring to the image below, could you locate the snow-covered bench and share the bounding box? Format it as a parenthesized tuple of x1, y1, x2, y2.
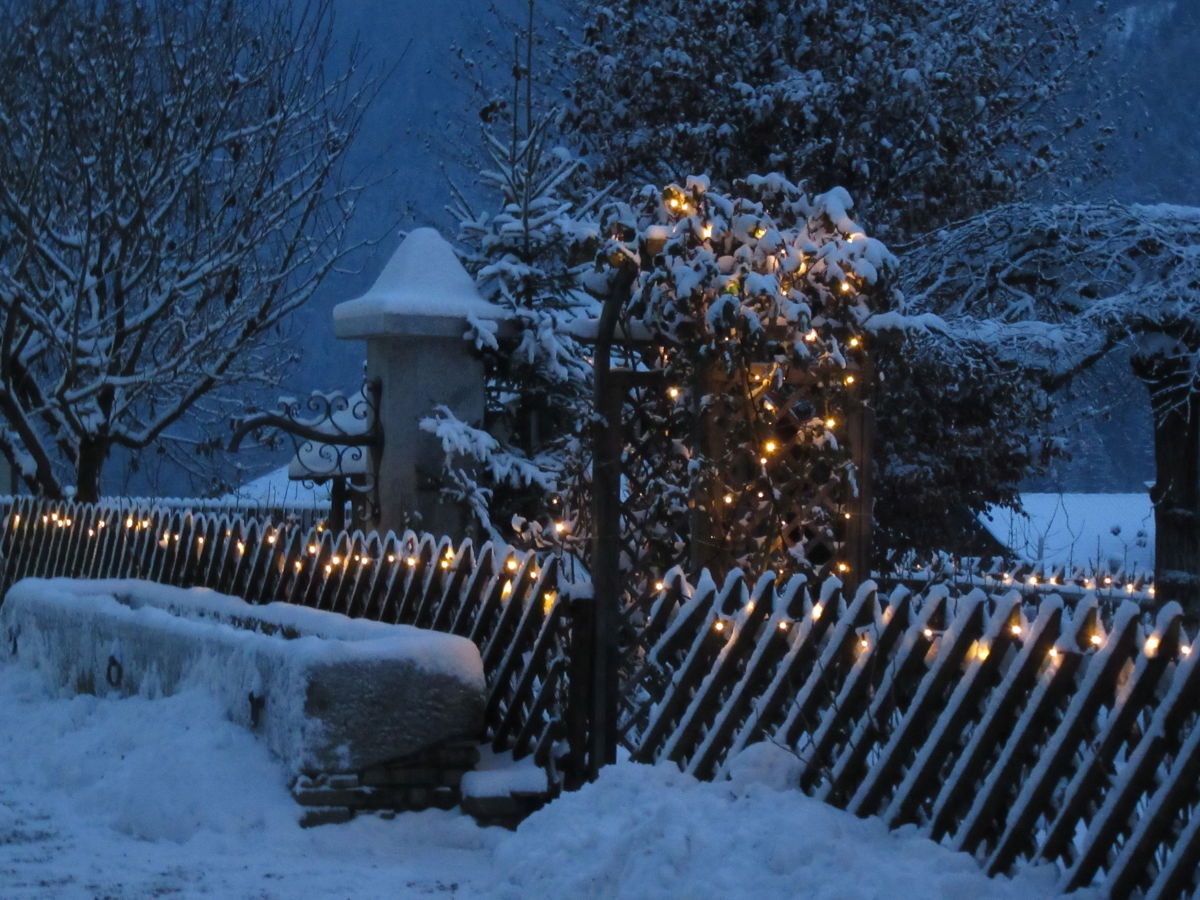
(0, 578, 485, 776)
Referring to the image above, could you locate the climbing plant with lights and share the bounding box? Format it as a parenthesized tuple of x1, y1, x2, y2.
(596, 174, 896, 581)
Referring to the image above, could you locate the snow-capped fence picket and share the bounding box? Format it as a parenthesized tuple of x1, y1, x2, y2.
(0, 495, 578, 784)
(623, 569, 1194, 897)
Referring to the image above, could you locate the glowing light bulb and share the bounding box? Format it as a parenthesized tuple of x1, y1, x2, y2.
(506, 559, 519, 571)
(764, 440, 778, 453)
(502, 580, 513, 597)
(723, 494, 734, 504)
(667, 386, 680, 399)
(554, 521, 567, 534)
(812, 602, 824, 621)
(848, 337, 861, 348)
(844, 375, 855, 385)
(701, 223, 713, 240)
(654, 581, 666, 592)
(1145, 635, 1161, 655)
(714, 620, 726, 632)
(1089, 633, 1103, 647)
(778, 620, 789, 631)
(923, 627, 934, 639)
(976, 644, 990, 661)
(1183, 645, 1192, 656)
(804, 329, 818, 342)
(759, 456, 768, 465)
(825, 418, 837, 429)
(840, 282, 852, 293)
(406, 556, 418, 567)
(1010, 623, 1022, 636)
(836, 562, 850, 573)
(1049, 647, 1059, 659)
(331, 555, 341, 565)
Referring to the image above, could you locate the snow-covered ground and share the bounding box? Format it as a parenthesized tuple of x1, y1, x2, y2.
(0, 660, 1078, 899)
(980, 492, 1154, 572)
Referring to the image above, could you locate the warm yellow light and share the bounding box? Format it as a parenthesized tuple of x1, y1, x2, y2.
(844, 375, 855, 385)
(836, 562, 850, 573)
(197, 536, 205, 546)
(764, 440, 778, 453)
(759, 456, 768, 465)
(858, 636, 870, 650)
(843, 512, 852, 520)
(554, 521, 567, 534)
(825, 418, 836, 429)
(848, 336, 861, 348)
(125, 517, 135, 528)
(331, 555, 341, 565)
(667, 386, 680, 399)
(667, 197, 680, 209)
(530, 569, 540, 579)
(1049, 647, 1059, 659)
(1149, 586, 1156, 597)
(1027, 575, 1038, 586)
(1183, 645, 1192, 656)
(87, 528, 95, 537)
(502, 580, 513, 597)
(387, 554, 395, 563)
(1010, 623, 1022, 636)
(506, 558, 519, 571)
(440, 559, 450, 570)
(812, 602, 824, 621)
(752, 226, 767, 239)
(714, 620, 726, 632)
(923, 627, 934, 639)
(307, 544, 317, 555)
(543, 591, 556, 613)
(1103, 576, 1113, 586)
(976, 644, 990, 661)
(723, 494, 734, 505)
(294, 561, 303, 572)
(804, 329, 818, 342)
(654, 581, 666, 592)
(324, 564, 332, 575)
(1145, 635, 1161, 655)
(840, 282, 852, 293)
(1125, 583, 1135, 594)
(141, 519, 150, 529)
(266, 534, 276, 545)
(764, 401, 775, 412)
(11, 514, 19, 526)
(1089, 633, 1103, 647)
(701, 223, 713, 240)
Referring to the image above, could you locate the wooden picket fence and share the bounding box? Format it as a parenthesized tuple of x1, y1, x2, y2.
(3, 495, 1198, 894)
(0, 495, 579, 781)
(625, 568, 1193, 898)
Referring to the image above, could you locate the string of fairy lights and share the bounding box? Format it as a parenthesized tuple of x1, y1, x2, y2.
(2, 500, 1172, 667)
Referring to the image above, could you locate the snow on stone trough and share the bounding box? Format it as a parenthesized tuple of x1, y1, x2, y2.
(0, 578, 485, 775)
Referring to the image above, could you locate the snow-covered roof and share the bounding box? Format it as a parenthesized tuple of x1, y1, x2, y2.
(979, 492, 1154, 572)
(333, 228, 510, 339)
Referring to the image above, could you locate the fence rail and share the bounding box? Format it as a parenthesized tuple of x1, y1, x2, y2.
(0, 496, 579, 783)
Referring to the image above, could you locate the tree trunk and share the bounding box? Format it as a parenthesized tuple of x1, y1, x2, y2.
(1134, 353, 1200, 625)
(74, 436, 108, 504)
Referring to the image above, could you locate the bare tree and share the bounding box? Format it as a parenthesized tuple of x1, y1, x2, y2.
(900, 202, 1200, 617)
(0, 0, 369, 501)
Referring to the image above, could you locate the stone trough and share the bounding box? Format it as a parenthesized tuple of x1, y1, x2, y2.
(0, 578, 486, 777)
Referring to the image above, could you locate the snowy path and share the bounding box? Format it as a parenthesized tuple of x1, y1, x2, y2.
(0, 660, 1078, 899)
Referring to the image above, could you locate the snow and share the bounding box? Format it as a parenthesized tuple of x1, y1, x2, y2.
(333, 228, 510, 331)
(460, 747, 549, 799)
(218, 464, 332, 506)
(2, 579, 484, 775)
(980, 493, 1154, 572)
(0, 663, 1075, 899)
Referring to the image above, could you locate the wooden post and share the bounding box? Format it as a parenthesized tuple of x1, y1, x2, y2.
(844, 354, 875, 595)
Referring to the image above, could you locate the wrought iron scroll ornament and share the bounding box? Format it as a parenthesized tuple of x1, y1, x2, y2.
(228, 378, 383, 527)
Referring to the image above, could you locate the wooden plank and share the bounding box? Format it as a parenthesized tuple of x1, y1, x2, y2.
(983, 599, 1142, 875)
(847, 589, 987, 818)
(1062, 633, 1200, 892)
(821, 586, 945, 806)
(1037, 607, 1182, 868)
(795, 587, 911, 793)
(883, 592, 1024, 830)
(1104, 706, 1200, 898)
(661, 575, 770, 768)
(927, 598, 1064, 843)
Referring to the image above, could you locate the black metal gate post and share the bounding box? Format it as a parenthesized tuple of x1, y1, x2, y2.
(586, 260, 638, 781)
